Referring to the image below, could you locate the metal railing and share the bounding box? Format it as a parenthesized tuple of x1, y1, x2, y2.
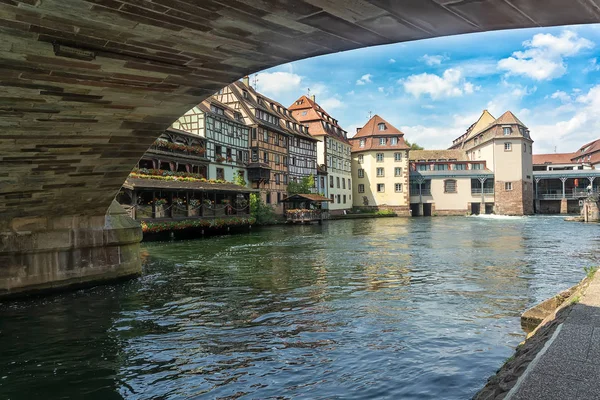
(537, 189, 599, 200)
(471, 188, 495, 195)
(409, 189, 431, 196)
(286, 210, 322, 222)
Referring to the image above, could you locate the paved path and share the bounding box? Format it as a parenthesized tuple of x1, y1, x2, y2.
(507, 276, 600, 400)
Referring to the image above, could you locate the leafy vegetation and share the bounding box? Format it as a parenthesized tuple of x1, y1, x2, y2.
(584, 266, 599, 279)
(233, 171, 247, 187)
(286, 175, 315, 195)
(141, 217, 256, 233)
(405, 140, 424, 150)
(250, 193, 278, 225)
(375, 209, 397, 216)
(131, 168, 228, 184)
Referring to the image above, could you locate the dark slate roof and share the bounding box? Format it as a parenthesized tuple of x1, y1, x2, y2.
(281, 193, 331, 202)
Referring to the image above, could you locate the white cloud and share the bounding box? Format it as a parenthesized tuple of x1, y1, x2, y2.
(550, 90, 571, 103)
(320, 97, 344, 111)
(378, 87, 385, 93)
(529, 84, 600, 153)
(498, 30, 593, 80)
(356, 73, 372, 85)
(254, 71, 303, 96)
(389, 58, 396, 64)
(400, 112, 480, 149)
(400, 69, 478, 99)
(420, 54, 447, 66)
(584, 58, 600, 73)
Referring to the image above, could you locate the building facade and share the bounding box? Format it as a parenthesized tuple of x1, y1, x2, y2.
(408, 150, 494, 216)
(213, 79, 317, 212)
(350, 115, 411, 215)
(172, 98, 250, 184)
(449, 110, 534, 215)
(289, 95, 353, 214)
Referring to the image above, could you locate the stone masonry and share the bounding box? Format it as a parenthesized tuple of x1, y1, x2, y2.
(0, 1, 599, 294)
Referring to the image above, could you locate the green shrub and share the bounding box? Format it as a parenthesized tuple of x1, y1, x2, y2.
(250, 193, 278, 225)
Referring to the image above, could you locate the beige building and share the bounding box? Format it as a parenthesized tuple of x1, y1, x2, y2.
(289, 95, 353, 214)
(409, 110, 534, 216)
(350, 115, 411, 215)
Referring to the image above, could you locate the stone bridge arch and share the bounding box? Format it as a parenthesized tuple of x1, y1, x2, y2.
(1, 0, 598, 295)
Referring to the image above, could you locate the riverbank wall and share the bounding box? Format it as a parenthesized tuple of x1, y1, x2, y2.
(474, 271, 597, 399)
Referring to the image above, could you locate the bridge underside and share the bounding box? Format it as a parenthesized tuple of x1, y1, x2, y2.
(1, 0, 599, 295)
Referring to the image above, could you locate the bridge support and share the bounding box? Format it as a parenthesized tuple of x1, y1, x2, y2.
(0, 201, 142, 298)
(560, 198, 568, 214)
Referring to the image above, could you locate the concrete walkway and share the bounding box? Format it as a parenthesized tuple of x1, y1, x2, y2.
(507, 276, 600, 400)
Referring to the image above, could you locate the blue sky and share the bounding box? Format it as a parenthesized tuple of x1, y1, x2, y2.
(254, 24, 600, 154)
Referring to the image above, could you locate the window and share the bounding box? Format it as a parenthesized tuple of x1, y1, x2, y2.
(417, 164, 428, 171)
(377, 183, 385, 193)
(434, 164, 448, 171)
(266, 192, 271, 204)
(358, 184, 365, 193)
(379, 137, 386, 145)
(337, 194, 341, 203)
(301, 111, 307, 116)
(505, 182, 513, 191)
(474, 137, 478, 145)
(444, 179, 457, 193)
(263, 151, 268, 163)
(343, 195, 347, 204)
(455, 164, 466, 170)
(395, 183, 403, 193)
(342, 179, 346, 189)
(472, 163, 482, 170)
(216, 168, 225, 181)
(503, 127, 512, 135)
(337, 177, 340, 188)
(210, 104, 224, 115)
(215, 145, 222, 156)
(358, 155, 364, 163)
(394, 167, 402, 176)
(330, 176, 334, 188)
(252, 128, 257, 140)
(330, 194, 335, 203)
(359, 139, 365, 148)
(358, 169, 365, 178)
(283, 174, 288, 185)
(524, 144, 527, 153)
(243, 90, 248, 99)
(378, 123, 386, 131)
(263, 130, 268, 142)
(275, 154, 280, 165)
(394, 152, 402, 162)
(376, 153, 384, 162)
(277, 192, 281, 203)
(376, 167, 385, 177)
(391, 137, 398, 145)
(348, 178, 351, 190)
(275, 174, 280, 184)
(504, 142, 512, 151)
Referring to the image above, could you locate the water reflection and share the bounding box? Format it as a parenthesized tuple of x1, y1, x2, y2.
(0, 216, 598, 399)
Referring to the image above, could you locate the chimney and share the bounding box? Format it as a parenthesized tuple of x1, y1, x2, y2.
(310, 94, 316, 102)
(242, 76, 250, 87)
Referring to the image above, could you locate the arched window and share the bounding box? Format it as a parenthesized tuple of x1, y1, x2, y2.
(444, 179, 457, 193)
(378, 123, 386, 131)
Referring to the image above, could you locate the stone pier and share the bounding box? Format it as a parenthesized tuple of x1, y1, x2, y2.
(0, 201, 142, 298)
(582, 198, 600, 222)
(560, 198, 568, 214)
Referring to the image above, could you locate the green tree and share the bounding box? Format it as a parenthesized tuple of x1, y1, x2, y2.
(233, 170, 247, 187)
(405, 140, 424, 150)
(286, 175, 315, 195)
(250, 193, 277, 225)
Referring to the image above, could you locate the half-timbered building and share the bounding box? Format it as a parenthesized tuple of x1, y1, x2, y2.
(172, 98, 250, 184)
(213, 78, 317, 211)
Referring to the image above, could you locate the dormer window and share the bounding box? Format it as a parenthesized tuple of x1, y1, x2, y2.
(503, 127, 512, 136)
(378, 123, 386, 131)
(379, 137, 386, 145)
(296, 100, 303, 105)
(359, 139, 365, 148)
(210, 104, 224, 115)
(391, 137, 398, 145)
(242, 90, 248, 99)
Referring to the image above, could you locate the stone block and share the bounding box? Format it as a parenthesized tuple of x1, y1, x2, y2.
(10, 216, 48, 232)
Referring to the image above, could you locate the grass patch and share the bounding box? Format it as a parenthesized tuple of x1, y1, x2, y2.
(375, 209, 396, 216)
(584, 266, 599, 279)
(571, 295, 581, 304)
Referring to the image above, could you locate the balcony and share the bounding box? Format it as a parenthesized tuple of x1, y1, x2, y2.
(410, 188, 431, 196)
(471, 188, 495, 195)
(537, 189, 599, 200)
(247, 162, 271, 183)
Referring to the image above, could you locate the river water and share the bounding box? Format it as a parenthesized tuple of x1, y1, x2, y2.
(0, 216, 598, 399)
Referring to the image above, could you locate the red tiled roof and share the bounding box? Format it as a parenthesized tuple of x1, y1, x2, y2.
(349, 115, 410, 152)
(533, 153, 575, 165)
(571, 138, 600, 165)
(289, 95, 350, 144)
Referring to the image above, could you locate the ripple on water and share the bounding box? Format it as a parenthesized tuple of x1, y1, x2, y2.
(0, 216, 597, 399)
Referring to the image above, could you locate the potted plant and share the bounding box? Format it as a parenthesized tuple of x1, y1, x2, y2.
(215, 155, 225, 163)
